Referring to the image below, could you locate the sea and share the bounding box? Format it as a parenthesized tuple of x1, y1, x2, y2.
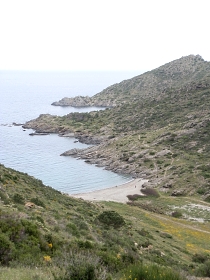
(0, 71, 140, 194)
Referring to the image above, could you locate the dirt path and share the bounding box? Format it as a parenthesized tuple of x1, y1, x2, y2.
(149, 211, 210, 234)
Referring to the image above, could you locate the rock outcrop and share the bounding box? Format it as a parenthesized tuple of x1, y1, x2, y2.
(52, 96, 92, 107)
(52, 95, 114, 107)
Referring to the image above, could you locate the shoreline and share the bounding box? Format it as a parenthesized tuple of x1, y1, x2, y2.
(70, 178, 148, 203)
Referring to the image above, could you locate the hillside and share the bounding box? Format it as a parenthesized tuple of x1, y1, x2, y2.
(1, 163, 210, 279)
(52, 55, 210, 107)
(13, 54, 210, 278)
(23, 54, 210, 199)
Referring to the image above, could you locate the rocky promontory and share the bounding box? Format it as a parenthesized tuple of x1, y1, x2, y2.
(51, 95, 114, 107)
(22, 113, 161, 186)
(52, 96, 92, 107)
(22, 113, 106, 145)
(60, 145, 156, 181)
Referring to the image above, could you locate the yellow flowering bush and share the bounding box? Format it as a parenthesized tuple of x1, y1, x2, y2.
(43, 255, 51, 262)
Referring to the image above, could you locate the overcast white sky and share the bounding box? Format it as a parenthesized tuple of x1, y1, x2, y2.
(0, 0, 209, 71)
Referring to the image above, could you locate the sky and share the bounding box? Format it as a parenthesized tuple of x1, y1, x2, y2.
(0, 0, 209, 72)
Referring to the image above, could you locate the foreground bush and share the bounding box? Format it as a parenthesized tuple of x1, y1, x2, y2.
(53, 249, 109, 280)
(195, 260, 210, 277)
(0, 212, 52, 265)
(120, 263, 186, 280)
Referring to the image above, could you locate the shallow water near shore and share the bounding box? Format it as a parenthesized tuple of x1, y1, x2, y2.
(0, 71, 140, 193)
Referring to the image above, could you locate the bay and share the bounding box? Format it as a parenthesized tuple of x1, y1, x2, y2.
(0, 70, 140, 193)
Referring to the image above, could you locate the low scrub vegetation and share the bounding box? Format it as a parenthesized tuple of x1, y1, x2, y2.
(121, 263, 186, 280)
(1, 164, 210, 279)
(171, 210, 182, 218)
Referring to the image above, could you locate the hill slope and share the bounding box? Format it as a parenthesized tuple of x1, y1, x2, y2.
(52, 54, 210, 107)
(1, 163, 210, 279)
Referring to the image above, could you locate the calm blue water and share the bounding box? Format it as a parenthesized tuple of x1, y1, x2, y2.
(0, 71, 140, 193)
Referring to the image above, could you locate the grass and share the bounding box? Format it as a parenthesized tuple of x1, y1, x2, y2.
(103, 200, 210, 265)
(0, 267, 54, 280)
(120, 263, 187, 280)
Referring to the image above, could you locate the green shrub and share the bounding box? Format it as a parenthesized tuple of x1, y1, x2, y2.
(66, 223, 80, 237)
(197, 188, 206, 195)
(192, 252, 209, 263)
(54, 250, 108, 280)
(98, 251, 121, 272)
(13, 193, 24, 204)
(0, 213, 52, 265)
(0, 190, 10, 204)
(36, 215, 45, 224)
(97, 211, 125, 228)
(77, 240, 94, 249)
(196, 260, 210, 277)
(71, 264, 95, 280)
(30, 197, 45, 208)
(75, 219, 89, 231)
(171, 211, 182, 218)
(0, 233, 14, 265)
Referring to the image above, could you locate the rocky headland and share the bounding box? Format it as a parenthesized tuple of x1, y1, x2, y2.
(51, 95, 114, 107)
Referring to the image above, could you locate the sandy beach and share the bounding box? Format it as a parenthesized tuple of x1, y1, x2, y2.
(71, 178, 148, 203)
